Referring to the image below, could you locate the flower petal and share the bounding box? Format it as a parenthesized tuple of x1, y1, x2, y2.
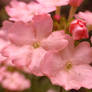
(41, 52, 65, 77)
(29, 47, 47, 76)
(73, 42, 92, 64)
(32, 14, 53, 40)
(8, 22, 35, 45)
(41, 31, 68, 51)
(2, 45, 32, 67)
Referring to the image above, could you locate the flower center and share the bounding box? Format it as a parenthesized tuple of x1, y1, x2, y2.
(33, 42, 40, 48)
(65, 62, 72, 70)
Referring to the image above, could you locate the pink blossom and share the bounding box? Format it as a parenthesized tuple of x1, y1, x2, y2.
(37, 0, 69, 7)
(75, 11, 92, 25)
(69, 19, 89, 40)
(69, 0, 83, 7)
(1, 72, 30, 91)
(1, 14, 68, 76)
(41, 35, 92, 90)
(5, 0, 55, 22)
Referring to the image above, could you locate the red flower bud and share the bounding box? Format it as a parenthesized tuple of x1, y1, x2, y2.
(69, 0, 83, 7)
(53, 14, 61, 21)
(69, 19, 89, 40)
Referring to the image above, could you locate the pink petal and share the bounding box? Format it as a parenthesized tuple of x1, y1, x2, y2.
(68, 65, 92, 89)
(37, 0, 69, 6)
(8, 22, 35, 45)
(32, 14, 53, 40)
(41, 31, 68, 51)
(49, 65, 92, 90)
(73, 42, 92, 64)
(0, 54, 7, 64)
(29, 47, 47, 76)
(58, 35, 75, 60)
(2, 45, 32, 67)
(41, 52, 65, 77)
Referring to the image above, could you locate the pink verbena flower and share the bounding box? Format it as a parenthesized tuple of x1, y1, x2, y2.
(1, 14, 68, 76)
(41, 35, 92, 90)
(69, 0, 83, 7)
(37, 0, 69, 7)
(1, 72, 30, 91)
(75, 11, 92, 25)
(69, 19, 89, 40)
(5, 0, 55, 22)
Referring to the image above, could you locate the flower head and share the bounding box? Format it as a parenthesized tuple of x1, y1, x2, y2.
(5, 0, 55, 22)
(41, 35, 92, 90)
(1, 14, 68, 76)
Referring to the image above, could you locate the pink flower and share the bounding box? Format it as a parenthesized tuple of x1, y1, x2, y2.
(5, 0, 55, 22)
(69, 19, 89, 40)
(1, 14, 68, 76)
(41, 35, 92, 90)
(69, 0, 83, 7)
(1, 72, 30, 91)
(37, 0, 69, 7)
(75, 11, 92, 25)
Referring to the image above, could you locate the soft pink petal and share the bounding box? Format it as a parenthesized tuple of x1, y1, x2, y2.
(37, 0, 69, 6)
(32, 14, 53, 40)
(29, 47, 47, 76)
(2, 45, 32, 67)
(7, 22, 35, 45)
(68, 65, 92, 89)
(0, 54, 7, 64)
(72, 42, 92, 65)
(5, 0, 33, 22)
(41, 52, 66, 77)
(58, 35, 75, 60)
(49, 65, 92, 90)
(41, 31, 68, 51)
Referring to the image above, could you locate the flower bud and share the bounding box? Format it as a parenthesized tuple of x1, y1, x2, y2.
(53, 14, 61, 22)
(69, 0, 83, 7)
(69, 19, 89, 40)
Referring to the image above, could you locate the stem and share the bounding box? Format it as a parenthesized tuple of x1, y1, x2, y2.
(60, 87, 67, 92)
(55, 7, 61, 16)
(68, 6, 77, 22)
(88, 25, 92, 31)
(60, 87, 63, 92)
(79, 88, 87, 92)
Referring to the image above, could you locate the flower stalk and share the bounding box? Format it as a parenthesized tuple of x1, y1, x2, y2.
(68, 6, 77, 22)
(56, 6, 61, 16)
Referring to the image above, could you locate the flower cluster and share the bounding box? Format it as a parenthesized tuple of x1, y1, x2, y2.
(0, 0, 92, 91)
(0, 66, 30, 91)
